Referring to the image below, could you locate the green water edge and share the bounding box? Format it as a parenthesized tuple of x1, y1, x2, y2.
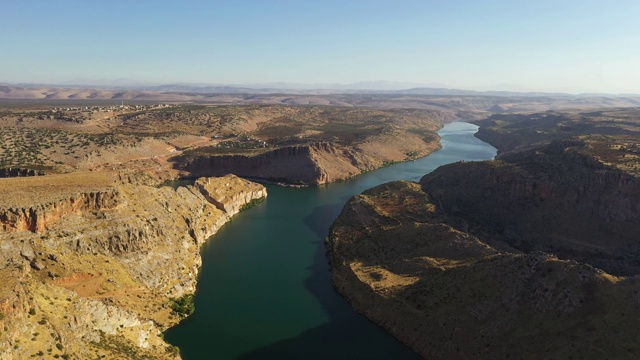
(164, 122, 497, 359)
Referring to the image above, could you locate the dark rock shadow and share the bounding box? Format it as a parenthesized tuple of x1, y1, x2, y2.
(238, 203, 419, 359)
(302, 203, 343, 238)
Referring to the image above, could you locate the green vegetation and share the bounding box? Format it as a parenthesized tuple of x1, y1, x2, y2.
(240, 198, 265, 211)
(170, 294, 195, 316)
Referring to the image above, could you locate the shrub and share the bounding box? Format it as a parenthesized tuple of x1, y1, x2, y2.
(170, 294, 195, 316)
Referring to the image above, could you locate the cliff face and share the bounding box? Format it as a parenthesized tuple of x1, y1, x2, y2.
(327, 141, 640, 359)
(421, 141, 640, 275)
(0, 173, 266, 360)
(195, 175, 266, 215)
(180, 136, 441, 186)
(0, 189, 120, 233)
(182, 143, 362, 185)
(170, 107, 445, 186)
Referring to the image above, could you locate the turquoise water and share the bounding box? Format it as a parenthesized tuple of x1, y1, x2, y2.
(165, 122, 497, 359)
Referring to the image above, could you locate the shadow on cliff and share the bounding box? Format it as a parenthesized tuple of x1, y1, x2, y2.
(237, 202, 419, 360)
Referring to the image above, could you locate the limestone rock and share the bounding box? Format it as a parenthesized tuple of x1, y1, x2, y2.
(0, 173, 266, 359)
(327, 142, 640, 359)
(195, 174, 267, 216)
(20, 246, 36, 261)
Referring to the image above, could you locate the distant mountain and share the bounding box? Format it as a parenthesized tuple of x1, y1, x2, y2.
(2, 79, 638, 96)
(125, 83, 576, 97)
(62, 78, 161, 88)
(389, 87, 571, 97)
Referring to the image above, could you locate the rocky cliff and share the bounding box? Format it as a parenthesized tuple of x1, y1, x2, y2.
(0, 173, 266, 360)
(179, 135, 441, 186)
(195, 175, 266, 215)
(180, 142, 380, 185)
(0, 189, 120, 233)
(327, 140, 640, 359)
(422, 140, 640, 275)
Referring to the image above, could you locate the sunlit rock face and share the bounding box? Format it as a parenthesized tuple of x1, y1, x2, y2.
(0, 173, 266, 360)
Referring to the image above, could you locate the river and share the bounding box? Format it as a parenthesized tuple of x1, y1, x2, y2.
(165, 122, 497, 359)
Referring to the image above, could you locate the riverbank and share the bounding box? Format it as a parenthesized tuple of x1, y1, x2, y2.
(166, 122, 496, 359)
(0, 174, 266, 359)
(327, 117, 640, 358)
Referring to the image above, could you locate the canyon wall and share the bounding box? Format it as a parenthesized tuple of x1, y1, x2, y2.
(421, 141, 640, 275)
(327, 141, 640, 359)
(180, 137, 441, 186)
(0, 173, 266, 360)
(0, 189, 120, 233)
(181, 143, 366, 185)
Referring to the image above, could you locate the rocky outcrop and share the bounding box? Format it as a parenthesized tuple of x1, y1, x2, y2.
(195, 175, 267, 216)
(0, 168, 45, 178)
(0, 189, 120, 233)
(421, 141, 640, 275)
(181, 143, 343, 185)
(179, 138, 440, 185)
(0, 173, 266, 360)
(327, 141, 640, 359)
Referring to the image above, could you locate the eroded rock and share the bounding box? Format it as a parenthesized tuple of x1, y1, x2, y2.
(327, 143, 640, 359)
(0, 173, 266, 359)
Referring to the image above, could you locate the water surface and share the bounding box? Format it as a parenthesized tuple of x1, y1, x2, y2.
(165, 122, 496, 359)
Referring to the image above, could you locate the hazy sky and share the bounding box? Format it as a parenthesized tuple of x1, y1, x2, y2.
(2, 0, 640, 93)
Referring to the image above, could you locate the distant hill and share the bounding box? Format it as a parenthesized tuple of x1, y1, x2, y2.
(1, 81, 639, 97)
(1, 84, 640, 116)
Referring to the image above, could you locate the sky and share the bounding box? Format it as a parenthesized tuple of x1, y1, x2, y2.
(2, 0, 640, 93)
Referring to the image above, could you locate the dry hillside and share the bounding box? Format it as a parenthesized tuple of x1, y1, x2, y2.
(328, 109, 640, 359)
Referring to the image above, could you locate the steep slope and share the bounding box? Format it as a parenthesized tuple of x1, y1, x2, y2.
(473, 108, 640, 159)
(181, 142, 385, 185)
(327, 141, 640, 359)
(0, 173, 266, 359)
(422, 140, 640, 275)
(172, 106, 445, 185)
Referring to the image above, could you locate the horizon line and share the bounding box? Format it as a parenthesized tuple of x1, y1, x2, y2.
(2, 80, 640, 97)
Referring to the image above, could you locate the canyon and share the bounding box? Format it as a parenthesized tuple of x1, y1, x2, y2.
(181, 140, 439, 185)
(0, 101, 446, 359)
(1, 99, 639, 359)
(0, 172, 266, 359)
(327, 110, 640, 359)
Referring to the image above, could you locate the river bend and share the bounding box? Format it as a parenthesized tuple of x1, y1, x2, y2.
(166, 122, 497, 359)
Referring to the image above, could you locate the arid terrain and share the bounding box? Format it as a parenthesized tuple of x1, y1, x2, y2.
(0, 102, 448, 184)
(0, 98, 448, 359)
(327, 108, 640, 359)
(0, 171, 266, 359)
(4, 0, 639, 358)
(2, 84, 640, 113)
(1, 93, 640, 359)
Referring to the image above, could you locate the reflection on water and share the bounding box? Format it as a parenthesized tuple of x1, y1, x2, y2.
(165, 122, 496, 359)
